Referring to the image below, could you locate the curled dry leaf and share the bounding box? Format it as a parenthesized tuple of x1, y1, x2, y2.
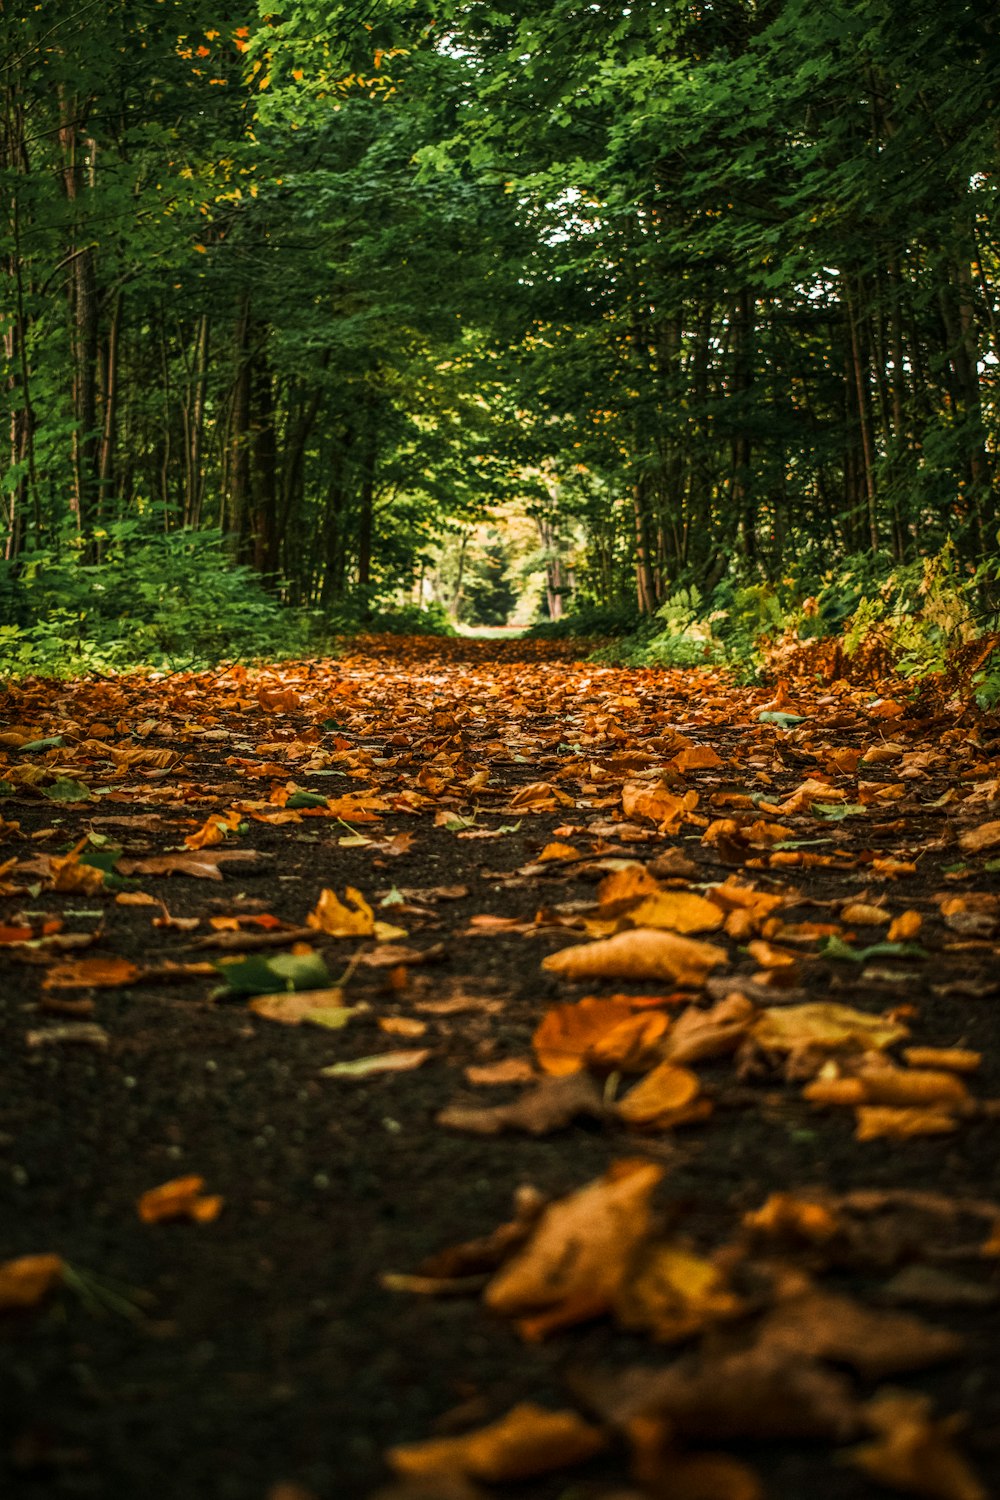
(849, 1389, 986, 1500)
(137, 1175, 223, 1225)
(616, 1063, 708, 1129)
(437, 1072, 608, 1137)
(388, 1402, 606, 1483)
(307, 885, 406, 940)
(0, 1253, 64, 1311)
(664, 992, 755, 1065)
(485, 1159, 664, 1338)
(543, 928, 726, 986)
(532, 997, 669, 1076)
(622, 782, 697, 830)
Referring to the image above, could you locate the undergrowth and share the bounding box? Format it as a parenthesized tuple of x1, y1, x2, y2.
(0, 526, 454, 676)
(536, 547, 1000, 708)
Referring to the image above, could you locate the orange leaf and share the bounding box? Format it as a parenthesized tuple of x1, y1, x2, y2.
(485, 1159, 664, 1336)
(137, 1175, 223, 1224)
(616, 1062, 706, 1128)
(0, 1253, 64, 1311)
(543, 928, 726, 986)
(533, 997, 668, 1076)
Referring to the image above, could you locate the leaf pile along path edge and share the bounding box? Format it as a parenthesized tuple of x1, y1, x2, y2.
(1, 635, 999, 1500)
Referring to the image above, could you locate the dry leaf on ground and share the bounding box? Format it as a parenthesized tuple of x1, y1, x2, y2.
(543, 928, 726, 985)
(137, 1175, 223, 1225)
(388, 1403, 606, 1483)
(485, 1159, 664, 1338)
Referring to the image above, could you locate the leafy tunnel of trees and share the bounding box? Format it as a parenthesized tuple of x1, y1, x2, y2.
(1, 0, 998, 640)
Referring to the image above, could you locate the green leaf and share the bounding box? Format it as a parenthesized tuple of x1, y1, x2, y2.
(17, 736, 65, 753)
(286, 790, 329, 808)
(811, 801, 866, 821)
(820, 935, 928, 964)
(214, 950, 333, 998)
(758, 711, 806, 727)
(43, 778, 93, 803)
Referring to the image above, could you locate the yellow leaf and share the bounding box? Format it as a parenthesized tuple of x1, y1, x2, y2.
(306, 885, 375, 937)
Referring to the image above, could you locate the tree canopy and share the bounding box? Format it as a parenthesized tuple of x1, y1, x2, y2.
(2, 0, 998, 637)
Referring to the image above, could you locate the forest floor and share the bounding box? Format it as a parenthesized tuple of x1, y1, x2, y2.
(2, 636, 1000, 1500)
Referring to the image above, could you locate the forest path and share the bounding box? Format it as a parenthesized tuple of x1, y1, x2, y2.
(1, 636, 999, 1500)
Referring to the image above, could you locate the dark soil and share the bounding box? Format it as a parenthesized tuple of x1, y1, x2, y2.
(2, 638, 999, 1500)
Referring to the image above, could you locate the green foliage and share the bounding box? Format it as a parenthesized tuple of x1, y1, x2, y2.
(0, 525, 317, 674)
(528, 601, 645, 640)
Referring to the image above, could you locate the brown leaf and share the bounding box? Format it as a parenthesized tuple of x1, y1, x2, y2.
(485, 1159, 664, 1337)
(388, 1403, 606, 1483)
(958, 819, 1000, 854)
(757, 1290, 963, 1378)
(849, 1389, 986, 1500)
(438, 1073, 608, 1136)
(577, 1343, 860, 1441)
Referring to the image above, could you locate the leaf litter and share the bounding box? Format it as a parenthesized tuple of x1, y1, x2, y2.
(2, 637, 1000, 1498)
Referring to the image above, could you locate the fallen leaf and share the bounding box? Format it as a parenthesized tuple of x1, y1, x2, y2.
(855, 1107, 959, 1141)
(248, 989, 356, 1028)
(464, 1058, 536, 1085)
(388, 1403, 606, 1482)
(0, 1253, 64, 1311)
(378, 1015, 428, 1038)
(958, 820, 1000, 854)
(485, 1159, 664, 1338)
(543, 928, 726, 985)
(849, 1388, 986, 1500)
(137, 1175, 223, 1224)
(438, 1073, 608, 1136)
(753, 1002, 908, 1053)
(614, 1241, 745, 1340)
(616, 1062, 707, 1129)
(757, 1289, 963, 1377)
(42, 956, 141, 989)
(320, 1049, 430, 1078)
(533, 997, 669, 1076)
